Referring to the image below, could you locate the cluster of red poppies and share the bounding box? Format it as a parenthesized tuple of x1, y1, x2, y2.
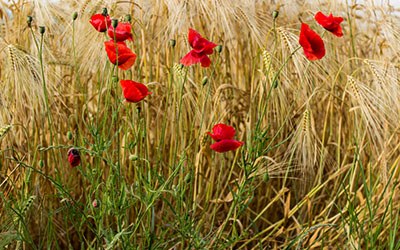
(70, 10, 344, 164)
(299, 12, 344, 61)
(90, 13, 151, 104)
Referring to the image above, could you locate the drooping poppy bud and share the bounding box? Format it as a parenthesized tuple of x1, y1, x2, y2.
(129, 154, 139, 161)
(126, 14, 132, 23)
(27, 16, 33, 28)
(216, 45, 223, 54)
(273, 10, 279, 19)
(201, 76, 208, 86)
(102, 8, 108, 17)
(170, 39, 176, 48)
(67, 148, 81, 167)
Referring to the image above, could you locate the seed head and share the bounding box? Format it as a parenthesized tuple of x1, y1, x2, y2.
(111, 19, 118, 29)
(39, 26, 45, 34)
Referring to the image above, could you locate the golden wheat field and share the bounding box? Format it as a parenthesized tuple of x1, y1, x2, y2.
(1, 0, 400, 249)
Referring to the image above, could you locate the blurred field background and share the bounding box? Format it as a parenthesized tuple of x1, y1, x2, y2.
(1, 0, 400, 249)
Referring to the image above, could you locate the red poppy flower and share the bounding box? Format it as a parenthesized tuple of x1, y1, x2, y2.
(207, 123, 244, 153)
(180, 28, 217, 68)
(120, 80, 152, 103)
(104, 40, 137, 70)
(90, 14, 111, 32)
(67, 148, 81, 167)
(299, 23, 325, 61)
(108, 23, 133, 42)
(315, 12, 344, 37)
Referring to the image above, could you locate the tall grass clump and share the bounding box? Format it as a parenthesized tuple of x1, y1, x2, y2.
(1, 0, 400, 249)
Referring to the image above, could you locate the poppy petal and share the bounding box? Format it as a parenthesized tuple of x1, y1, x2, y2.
(315, 12, 344, 37)
(120, 80, 151, 103)
(108, 23, 134, 42)
(299, 23, 325, 61)
(212, 123, 235, 140)
(90, 14, 111, 32)
(210, 139, 244, 153)
(104, 40, 137, 70)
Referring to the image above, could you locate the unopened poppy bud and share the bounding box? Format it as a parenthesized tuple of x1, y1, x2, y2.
(273, 79, 278, 88)
(67, 131, 73, 140)
(38, 159, 44, 168)
(263, 171, 269, 183)
(112, 75, 119, 83)
(126, 14, 132, 23)
(216, 45, 223, 53)
(27, 16, 33, 28)
(184, 173, 191, 183)
(273, 10, 279, 19)
(129, 154, 138, 161)
(92, 199, 99, 208)
(72, 11, 78, 21)
(39, 26, 45, 34)
(201, 76, 208, 86)
(169, 39, 176, 48)
(102, 8, 108, 17)
(67, 148, 81, 167)
(111, 19, 118, 29)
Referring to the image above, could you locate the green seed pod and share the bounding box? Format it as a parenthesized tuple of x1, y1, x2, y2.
(111, 19, 118, 29)
(39, 26, 45, 34)
(216, 45, 223, 53)
(201, 76, 208, 86)
(169, 39, 176, 48)
(72, 11, 78, 21)
(67, 131, 73, 140)
(38, 159, 44, 168)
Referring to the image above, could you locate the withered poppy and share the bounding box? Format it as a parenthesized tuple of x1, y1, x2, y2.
(104, 40, 137, 70)
(90, 14, 111, 32)
(108, 23, 133, 42)
(180, 28, 217, 68)
(299, 23, 325, 61)
(315, 12, 344, 37)
(120, 80, 152, 103)
(207, 123, 243, 153)
(67, 148, 81, 167)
